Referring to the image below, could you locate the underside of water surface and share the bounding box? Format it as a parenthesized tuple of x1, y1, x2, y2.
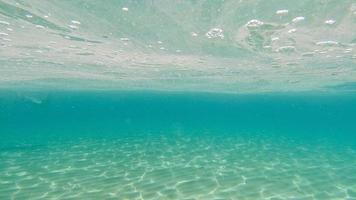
(0, 0, 355, 93)
(1, 0, 356, 200)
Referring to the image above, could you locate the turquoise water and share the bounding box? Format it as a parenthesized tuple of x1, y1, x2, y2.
(1, 91, 356, 199)
(0, 0, 355, 92)
(1, 0, 356, 199)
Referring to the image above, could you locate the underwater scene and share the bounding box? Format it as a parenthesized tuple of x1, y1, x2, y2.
(1, 0, 356, 199)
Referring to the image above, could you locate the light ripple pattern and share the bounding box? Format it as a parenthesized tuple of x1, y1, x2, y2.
(1, 135, 356, 199)
(1, 91, 356, 200)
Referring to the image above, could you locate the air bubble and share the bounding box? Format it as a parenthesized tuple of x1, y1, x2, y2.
(245, 20, 264, 28)
(263, 46, 272, 49)
(35, 25, 45, 29)
(271, 37, 279, 41)
(288, 29, 297, 33)
(68, 25, 78, 29)
(292, 16, 305, 23)
(206, 28, 224, 39)
(325, 19, 336, 25)
(276, 10, 289, 16)
(71, 20, 81, 25)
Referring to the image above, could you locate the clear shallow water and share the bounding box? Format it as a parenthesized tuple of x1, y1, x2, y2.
(1, 91, 356, 199)
(1, 0, 356, 199)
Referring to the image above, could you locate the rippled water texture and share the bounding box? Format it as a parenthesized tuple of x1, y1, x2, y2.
(0, 0, 355, 92)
